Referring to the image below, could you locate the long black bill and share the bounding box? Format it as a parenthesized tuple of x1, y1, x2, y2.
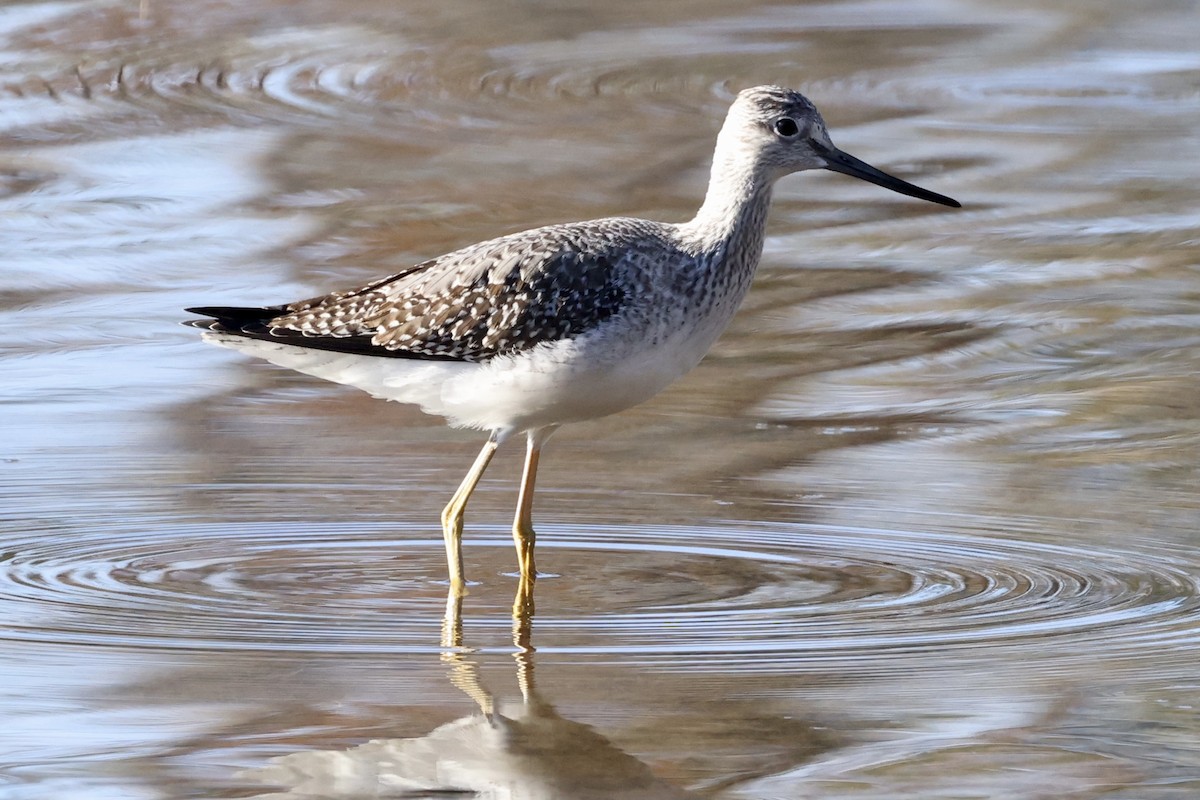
(814, 142, 960, 208)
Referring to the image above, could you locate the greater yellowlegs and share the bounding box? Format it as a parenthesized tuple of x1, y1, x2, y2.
(186, 86, 959, 595)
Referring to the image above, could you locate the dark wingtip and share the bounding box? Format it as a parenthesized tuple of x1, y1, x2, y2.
(185, 305, 278, 321)
(183, 304, 287, 332)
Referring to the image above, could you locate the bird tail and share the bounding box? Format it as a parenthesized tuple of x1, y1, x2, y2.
(182, 305, 285, 333)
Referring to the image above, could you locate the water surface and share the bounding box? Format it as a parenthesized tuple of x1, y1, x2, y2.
(3, 0, 1200, 797)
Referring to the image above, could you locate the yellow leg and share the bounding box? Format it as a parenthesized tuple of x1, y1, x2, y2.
(511, 427, 555, 617)
(513, 434, 542, 585)
(441, 434, 499, 593)
(514, 567, 536, 621)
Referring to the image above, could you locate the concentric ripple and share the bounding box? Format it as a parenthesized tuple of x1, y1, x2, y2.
(2, 517, 1198, 670)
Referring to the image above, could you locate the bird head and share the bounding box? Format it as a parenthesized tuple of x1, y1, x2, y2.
(723, 85, 960, 207)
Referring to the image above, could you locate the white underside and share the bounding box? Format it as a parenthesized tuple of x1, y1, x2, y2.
(204, 321, 723, 437)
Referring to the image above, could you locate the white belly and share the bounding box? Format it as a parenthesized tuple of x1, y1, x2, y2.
(203, 317, 719, 437)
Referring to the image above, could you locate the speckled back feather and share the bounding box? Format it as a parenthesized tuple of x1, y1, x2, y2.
(260, 217, 678, 362)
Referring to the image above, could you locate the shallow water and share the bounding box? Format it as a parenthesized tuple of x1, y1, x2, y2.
(3, 0, 1200, 797)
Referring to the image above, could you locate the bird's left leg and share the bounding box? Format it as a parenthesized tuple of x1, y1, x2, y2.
(441, 433, 500, 593)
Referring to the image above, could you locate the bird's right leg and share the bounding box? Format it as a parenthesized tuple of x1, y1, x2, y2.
(441, 433, 500, 593)
(511, 426, 556, 617)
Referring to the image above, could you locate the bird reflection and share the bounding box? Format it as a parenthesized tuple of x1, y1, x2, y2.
(242, 587, 696, 799)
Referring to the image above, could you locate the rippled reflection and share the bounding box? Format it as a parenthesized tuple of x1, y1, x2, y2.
(241, 597, 698, 799)
(230, 588, 1132, 800)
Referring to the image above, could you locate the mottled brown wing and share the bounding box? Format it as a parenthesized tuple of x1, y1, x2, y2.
(265, 220, 653, 362)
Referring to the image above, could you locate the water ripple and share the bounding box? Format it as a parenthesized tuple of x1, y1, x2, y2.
(2, 517, 1196, 671)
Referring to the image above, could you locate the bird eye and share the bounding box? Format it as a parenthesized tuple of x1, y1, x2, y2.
(773, 117, 800, 137)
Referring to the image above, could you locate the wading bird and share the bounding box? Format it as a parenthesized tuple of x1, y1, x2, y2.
(186, 86, 959, 598)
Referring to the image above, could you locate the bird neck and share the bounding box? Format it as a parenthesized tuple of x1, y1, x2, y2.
(682, 146, 775, 264)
